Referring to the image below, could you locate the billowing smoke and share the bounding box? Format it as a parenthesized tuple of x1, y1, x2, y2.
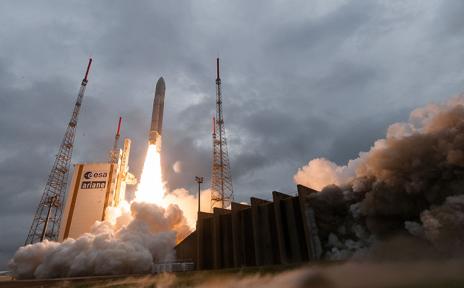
(294, 158, 360, 191)
(8, 140, 215, 279)
(9, 201, 190, 279)
(163, 188, 214, 228)
(294, 96, 464, 259)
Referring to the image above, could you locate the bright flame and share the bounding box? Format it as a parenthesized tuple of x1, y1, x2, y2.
(119, 142, 198, 230)
(134, 144, 165, 205)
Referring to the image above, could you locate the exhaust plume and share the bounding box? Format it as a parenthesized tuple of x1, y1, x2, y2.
(294, 96, 464, 258)
(9, 201, 188, 279)
(9, 143, 195, 279)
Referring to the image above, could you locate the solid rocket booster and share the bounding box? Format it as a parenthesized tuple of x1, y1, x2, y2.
(149, 77, 165, 150)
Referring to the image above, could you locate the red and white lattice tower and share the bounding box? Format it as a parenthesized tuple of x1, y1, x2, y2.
(25, 58, 92, 244)
(211, 58, 234, 209)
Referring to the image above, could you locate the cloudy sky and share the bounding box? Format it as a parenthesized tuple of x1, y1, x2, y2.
(1, 0, 464, 269)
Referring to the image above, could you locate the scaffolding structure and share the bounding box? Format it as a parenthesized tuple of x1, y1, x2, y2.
(109, 116, 122, 164)
(25, 58, 92, 244)
(211, 58, 234, 209)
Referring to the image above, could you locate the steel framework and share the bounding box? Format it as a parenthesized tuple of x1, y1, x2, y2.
(25, 58, 92, 244)
(109, 116, 122, 163)
(211, 58, 234, 209)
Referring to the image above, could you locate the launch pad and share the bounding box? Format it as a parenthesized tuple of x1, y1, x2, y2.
(59, 138, 136, 240)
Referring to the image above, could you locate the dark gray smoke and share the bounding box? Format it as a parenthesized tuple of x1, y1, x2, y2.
(295, 96, 464, 259)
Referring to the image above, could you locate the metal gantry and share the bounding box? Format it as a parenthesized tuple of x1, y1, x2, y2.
(25, 58, 92, 245)
(109, 116, 122, 164)
(211, 58, 234, 209)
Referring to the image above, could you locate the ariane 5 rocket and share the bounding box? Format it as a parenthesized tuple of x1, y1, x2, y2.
(149, 77, 165, 151)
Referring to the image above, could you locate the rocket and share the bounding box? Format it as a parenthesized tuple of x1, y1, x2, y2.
(149, 77, 165, 151)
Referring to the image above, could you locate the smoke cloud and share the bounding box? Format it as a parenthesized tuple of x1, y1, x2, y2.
(294, 158, 360, 191)
(294, 96, 464, 259)
(8, 201, 190, 279)
(8, 138, 214, 279)
(163, 188, 214, 228)
(420, 195, 464, 253)
(10, 95, 464, 278)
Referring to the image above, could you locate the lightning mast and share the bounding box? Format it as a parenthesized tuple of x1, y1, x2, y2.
(211, 58, 234, 209)
(25, 58, 92, 244)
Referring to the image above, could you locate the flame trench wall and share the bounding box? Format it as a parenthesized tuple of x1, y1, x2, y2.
(175, 185, 323, 269)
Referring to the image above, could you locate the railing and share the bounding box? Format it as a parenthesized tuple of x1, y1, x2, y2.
(152, 261, 195, 273)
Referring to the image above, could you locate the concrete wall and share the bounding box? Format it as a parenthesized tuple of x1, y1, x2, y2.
(176, 185, 323, 270)
(297, 185, 323, 260)
(196, 212, 214, 270)
(231, 202, 255, 267)
(175, 231, 197, 263)
(251, 197, 281, 266)
(213, 208, 234, 269)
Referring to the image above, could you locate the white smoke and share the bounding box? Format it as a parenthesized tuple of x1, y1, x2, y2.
(8, 183, 215, 279)
(9, 201, 189, 279)
(293, 157, 360, 191)
(9, 140, 215, 280)
(163, 188, 213, 228)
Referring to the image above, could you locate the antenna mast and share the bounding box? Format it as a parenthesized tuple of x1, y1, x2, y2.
(25, 58, 92, 244)
(211, 58, 234, 209)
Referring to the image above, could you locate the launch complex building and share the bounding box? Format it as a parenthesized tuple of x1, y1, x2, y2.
(175, 185, 323, 269)
(58, 137, 136, 240)
(57, 78, 167, 241)
(175, 58, 323, 269)
(28, 58, 324, 273)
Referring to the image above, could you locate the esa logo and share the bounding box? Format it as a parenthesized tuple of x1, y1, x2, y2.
(83, 171, 108, 180)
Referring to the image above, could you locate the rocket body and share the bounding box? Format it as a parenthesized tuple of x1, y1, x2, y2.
(149, 77, 165, 150)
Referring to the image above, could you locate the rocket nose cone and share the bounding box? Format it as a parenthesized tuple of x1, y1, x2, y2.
(156, 77, 166, 92)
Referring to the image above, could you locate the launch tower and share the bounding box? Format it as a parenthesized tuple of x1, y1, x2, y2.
(25, 58, 92, 244)
(109, 116, 122, 164)
(211, 58, 234, 209)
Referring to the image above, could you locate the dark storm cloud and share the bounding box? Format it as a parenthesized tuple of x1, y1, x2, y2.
(270, 0, 373, 54)
(1, 0, 464, 269)
(327, 107, 411, 165)
(435, 1, 464, 36)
